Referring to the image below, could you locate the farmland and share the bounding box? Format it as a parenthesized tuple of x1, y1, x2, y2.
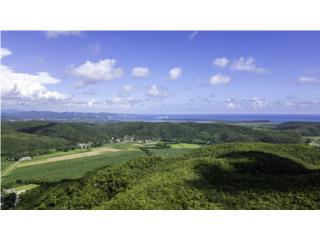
(1, 142, 197, 188)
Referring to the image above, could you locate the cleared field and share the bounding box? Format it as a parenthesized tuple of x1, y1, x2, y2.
(18, 146, 120, 167)
(170, 143, 201, 149)
(2, 150, 145, 187)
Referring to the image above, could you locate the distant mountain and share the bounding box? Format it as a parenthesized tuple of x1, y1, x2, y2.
(1, 110, 136, 122)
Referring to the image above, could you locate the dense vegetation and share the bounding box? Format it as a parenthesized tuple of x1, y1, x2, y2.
(17, 143, 320, 210)
(1, 129, 70, 160)
(1, 121, 302, 160)
(276, 122, 320, 136)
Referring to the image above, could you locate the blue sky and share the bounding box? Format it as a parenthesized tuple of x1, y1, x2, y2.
(1, 31, 320, 114)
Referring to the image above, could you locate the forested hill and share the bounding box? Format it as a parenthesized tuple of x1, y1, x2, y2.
(1, 121, 302, 158)
(5, 121, 302, 144)
(17, 143, 320, 210)
(276, 122, 320, 136)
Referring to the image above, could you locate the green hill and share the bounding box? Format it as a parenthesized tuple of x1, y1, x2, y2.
(17, 143, 320, 210)
(276, 122, 320, 136)
(1, 128, 69, 159)
(8, 121, 302, 145)
(2, 121, 302, 158)
(1, 121, 303, 162)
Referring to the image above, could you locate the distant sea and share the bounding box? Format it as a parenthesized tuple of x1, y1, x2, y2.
(132, 114, 320, 123)
(2, 110, 320, 123)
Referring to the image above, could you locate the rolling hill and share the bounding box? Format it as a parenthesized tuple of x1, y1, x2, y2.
(1, 121, 302, 160)
(276, 122, 320, 136)
(16, 143, 320, 210)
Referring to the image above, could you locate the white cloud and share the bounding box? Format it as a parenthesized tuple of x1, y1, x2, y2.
(110, 96, 123, 104)
(87, 98, 96, 107)
(230, 57, 267, 73)
(107, 96, 140, 109)
(147, 85, 167, 98)
(122, 84, 134, 93)
(284, 100, 320, 109)
(251, 98, 268, 109)
(45, 31, 82, 38)
(168, 67, 182, 80)
(132, 67, 150, 78)
(1, 65, 68, 102)
(224, 97, 268, 110)
(188, 31, 198, 40)
(209, 74, 231, 85)
(225, 98, 241, 109)
(0, 48, 12, 58)
(1, 48, 69, 109)
(298, 76, 319, 83)
(71, 59, 123, 87)
(212, 57, 229, 67)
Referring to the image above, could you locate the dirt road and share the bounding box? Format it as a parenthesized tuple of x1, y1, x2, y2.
(2, 159, 22, 176)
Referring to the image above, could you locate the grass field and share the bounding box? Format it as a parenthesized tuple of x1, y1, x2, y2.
(1, 150, 146, 187)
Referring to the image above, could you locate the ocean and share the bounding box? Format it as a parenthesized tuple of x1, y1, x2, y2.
(132, 114, 320, 123)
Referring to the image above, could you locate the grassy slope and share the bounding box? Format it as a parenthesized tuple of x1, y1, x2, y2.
(17, 143, 320, 210)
